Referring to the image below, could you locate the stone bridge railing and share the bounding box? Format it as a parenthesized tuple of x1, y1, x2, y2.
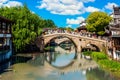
(43, 32, 107, 43)
(43, 31, 109, 42)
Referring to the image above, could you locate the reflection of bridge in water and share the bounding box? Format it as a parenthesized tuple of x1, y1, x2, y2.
(44, 53, 98, 74)
(55, 46, 75, 54)
(28, 53, 98, 74)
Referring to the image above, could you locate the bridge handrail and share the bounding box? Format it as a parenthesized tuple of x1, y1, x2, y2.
(43, 32, 107, 43)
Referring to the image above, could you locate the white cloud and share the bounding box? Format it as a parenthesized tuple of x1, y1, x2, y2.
(85, 6, 100, 12)
(81, 0, 95, 3)
(0, 0, 8, 3)
(30, 11, 35, 14)
(65, 25, 72, 28)
(0, 0, 8, 7)
(105, 2, 118, 10)
(60, 0, 78, 5)
(0, 0, 22, 7)
(66, 17, 85, 25)
(4, 1, 22, 7)
(37, 0, 97, 15)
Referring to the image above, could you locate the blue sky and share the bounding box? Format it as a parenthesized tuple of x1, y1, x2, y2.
(0, 0, 119, 29)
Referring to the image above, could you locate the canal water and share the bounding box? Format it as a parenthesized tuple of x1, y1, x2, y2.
(0, 40, 120, 80)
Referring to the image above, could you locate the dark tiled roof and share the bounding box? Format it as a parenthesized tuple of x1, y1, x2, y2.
(0, 16, 12, 23)
(113, 6, 120, 15)
(77, 26, 87, 30)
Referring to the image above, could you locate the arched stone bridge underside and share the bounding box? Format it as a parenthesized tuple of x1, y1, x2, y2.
(36, 33, 108, 53)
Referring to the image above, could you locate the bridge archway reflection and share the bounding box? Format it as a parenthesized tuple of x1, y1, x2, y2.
(44, 36, 77, 68)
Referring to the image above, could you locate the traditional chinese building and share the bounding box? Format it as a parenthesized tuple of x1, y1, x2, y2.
(77, 21, 87, 32)
(0, 16, 13, 63)
(108, 6, 120, 60)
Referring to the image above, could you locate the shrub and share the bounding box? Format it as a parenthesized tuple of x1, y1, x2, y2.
(99, 60, 120, 71)
(91, 52, 108, 61)
(90, 52, 120, 73)
(83, 51, 92, 56)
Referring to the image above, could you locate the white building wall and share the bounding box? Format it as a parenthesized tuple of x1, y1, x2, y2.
(0, 34, 11, 37)
(113, 51, 117, 59)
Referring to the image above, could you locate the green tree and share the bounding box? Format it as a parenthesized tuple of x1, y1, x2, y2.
(58, 27, 74, 32)
(44, 19, 56, 28)
(66, 27, 74, 31)
(86, 11, 112, 35)
(0, 5, 56, 52)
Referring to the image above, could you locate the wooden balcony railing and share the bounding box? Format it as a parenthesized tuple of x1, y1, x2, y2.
(0, 30, 11, 34)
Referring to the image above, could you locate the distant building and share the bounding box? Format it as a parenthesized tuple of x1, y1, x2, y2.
(77, 21, 87, 32)
(0, 16, 13, 63)
(108, 6, 120, 60)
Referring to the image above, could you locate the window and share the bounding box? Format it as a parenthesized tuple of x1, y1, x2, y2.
(0, 22, 2, 33)
(2, 22, 6, 28)
(0, 22, 1, 28)
(0, 38, 4, 44)
(2, 22, 6, 33)
(7, 24, 10, 33)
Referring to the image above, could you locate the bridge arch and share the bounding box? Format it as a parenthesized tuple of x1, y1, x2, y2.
(90, 44, 100, 51)
(44, 35, 78, 53)
(42, 34, 82, 52)
(81, 43, 100, 52)
(36, 33, 107, 53)
(45, 36, 77, 47)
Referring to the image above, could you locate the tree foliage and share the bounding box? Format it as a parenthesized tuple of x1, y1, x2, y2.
(59, 27, 74, 31)
(0, 5, 56, 52)
(86, 12, 112, 35)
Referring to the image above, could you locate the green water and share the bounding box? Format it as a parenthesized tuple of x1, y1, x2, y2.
(0, 45, 120, 80)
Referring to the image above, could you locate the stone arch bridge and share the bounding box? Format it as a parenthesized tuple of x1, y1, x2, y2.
(36, 33, 108, 53)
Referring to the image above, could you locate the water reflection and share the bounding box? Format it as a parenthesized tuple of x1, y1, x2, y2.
(1, 53, 119, 80)
(45, 46, 76, 67)
(28, 54, 45, 66)
(86, 67, 118, 80)
(45, 38, 76, 68)
(0, 39, 120, 80)
(0, 61, 11, 74)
